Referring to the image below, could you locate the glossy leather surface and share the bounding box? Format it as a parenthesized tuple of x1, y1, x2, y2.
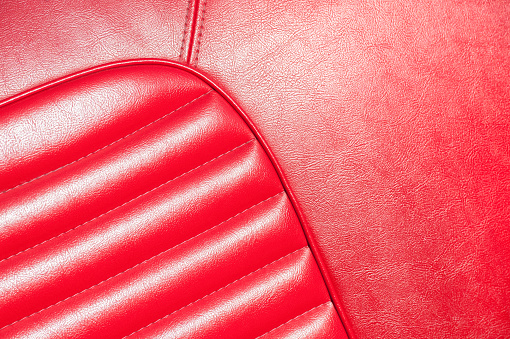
(1, 1, 509, 338)
(0, 63, 347, 338)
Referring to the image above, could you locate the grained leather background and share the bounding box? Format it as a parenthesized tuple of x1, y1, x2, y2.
(0, 0, 186, 99)
(196, 1, 510, 337)
(1, 1, 509, 338)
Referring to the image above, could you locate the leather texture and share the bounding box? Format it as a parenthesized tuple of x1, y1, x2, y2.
(0, 0, 187, 100)
(195, 1, 510, 338)
(0, 62, 347, 339)
(1, 1, 509, 338)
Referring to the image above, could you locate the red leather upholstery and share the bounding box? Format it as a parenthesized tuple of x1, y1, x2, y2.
(0, 0, 187, 100)
(1, 1, 509, 338)
(0, 62, 347, 338)
(195, 2, 510, 338)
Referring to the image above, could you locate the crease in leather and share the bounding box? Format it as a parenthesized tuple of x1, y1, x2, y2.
(0, 89, 214, 195)
(0, 189, 285, 331)
(124, 245, 309, 338)
(255, 301, 331, 339)
(0, 137, 255, 267)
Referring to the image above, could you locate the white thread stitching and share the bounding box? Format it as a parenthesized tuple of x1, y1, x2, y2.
(0, 90, 213, 195)
(255, 302, 331, 338)
(0, 188, 283, 331)
(0, 137, 255, 265)
(124, 246, 307, 338)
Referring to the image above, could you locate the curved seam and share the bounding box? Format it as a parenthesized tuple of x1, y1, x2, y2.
(187, 64, 356, 337)
(255, 302, 330, 338)
(123, 245, 308, 338)
(0, 189, 284, 331)
(0, 89, 213, 195)
(0, 137, 255, 266)
(0, 59, 355, 338)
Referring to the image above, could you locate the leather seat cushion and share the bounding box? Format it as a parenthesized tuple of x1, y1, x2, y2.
(0, 61, 347, 338)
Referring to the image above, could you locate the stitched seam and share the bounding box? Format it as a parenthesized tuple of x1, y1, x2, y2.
(0, 59, 353, 338)
(179, 0, 193, 62)
(0, 137, 254, 265)
(124, 245, 307, 338)
(0, 173, 280, 331)
(192, 0, 207, 66)
(0, 90, 213, 196)
(255, 302, 330, 339)
(186, 0, 201, 64)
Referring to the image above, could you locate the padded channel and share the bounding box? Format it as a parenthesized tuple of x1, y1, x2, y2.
(0, 62, 348, 338)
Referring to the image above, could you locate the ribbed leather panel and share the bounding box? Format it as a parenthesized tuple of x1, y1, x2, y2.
(0, 62, 347, 338)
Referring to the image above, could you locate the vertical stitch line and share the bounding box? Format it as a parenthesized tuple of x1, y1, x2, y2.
(186, 0, 201, 64)
(192, 0, 207, 66)
(179, 0, 193, 62)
